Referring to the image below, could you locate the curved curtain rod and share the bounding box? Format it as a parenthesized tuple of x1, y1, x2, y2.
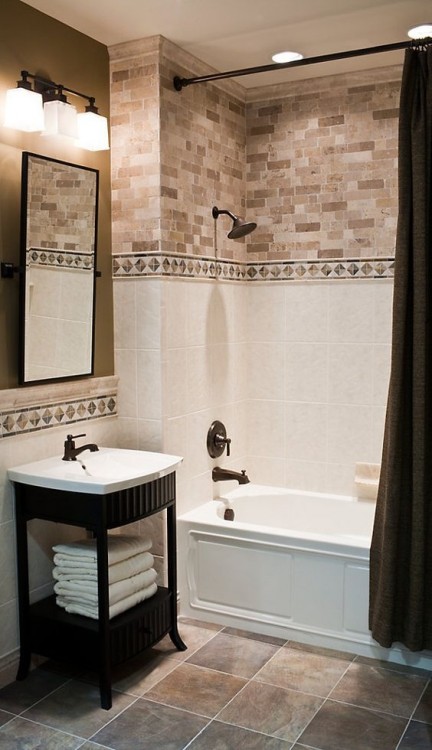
(173, 40, 415, 91)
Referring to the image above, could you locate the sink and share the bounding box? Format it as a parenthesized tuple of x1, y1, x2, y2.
(8, 448, 183, 495)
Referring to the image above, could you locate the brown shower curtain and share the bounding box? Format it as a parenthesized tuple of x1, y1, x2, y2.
(369, 45, 432, 650)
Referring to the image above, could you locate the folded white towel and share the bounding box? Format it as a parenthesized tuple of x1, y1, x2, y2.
(52, 551, 154, 584)
(54, 568, 157, 606)
(53, 535, 152, 566)
(56, 581, 158, 619)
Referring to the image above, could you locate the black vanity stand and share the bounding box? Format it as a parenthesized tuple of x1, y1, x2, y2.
(14, 472, 186, 709)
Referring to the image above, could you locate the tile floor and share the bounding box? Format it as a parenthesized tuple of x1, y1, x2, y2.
(0, 618, 431, 749)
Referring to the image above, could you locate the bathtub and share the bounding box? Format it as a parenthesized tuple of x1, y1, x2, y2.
(177, 484, 432, 669)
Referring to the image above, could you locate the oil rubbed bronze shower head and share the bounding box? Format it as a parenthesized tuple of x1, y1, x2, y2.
(212, 205, 257, 239)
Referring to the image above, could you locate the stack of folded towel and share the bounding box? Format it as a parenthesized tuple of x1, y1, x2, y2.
(52, 535, 157, 620)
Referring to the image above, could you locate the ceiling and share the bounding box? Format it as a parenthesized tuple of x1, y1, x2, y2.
(23, 0, 431, 87)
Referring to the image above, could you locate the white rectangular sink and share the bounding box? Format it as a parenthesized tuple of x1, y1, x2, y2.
(8, 448, 183, 495)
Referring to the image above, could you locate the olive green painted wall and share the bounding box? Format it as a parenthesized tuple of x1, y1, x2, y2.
(0, 0, 113, 388)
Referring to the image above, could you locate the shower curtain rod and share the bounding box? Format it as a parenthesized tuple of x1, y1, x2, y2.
(173, 39, 413, 91)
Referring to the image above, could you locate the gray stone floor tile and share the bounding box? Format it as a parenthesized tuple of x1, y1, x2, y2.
(186, 632, 279, 678)
(0, 716, 84, 749)
(398, 720, 432, 749)
(0, 667, 70, 714)
(330, 662, 428, 717)
(255, 643, 351, 697)
(145, 662, 247, 717)
(218, 680, 323, 741)
(298, 699, 407, 750)
(22, 679, 134, 738)
(187, 720, 293, 749)
(91, 697, 208, 750)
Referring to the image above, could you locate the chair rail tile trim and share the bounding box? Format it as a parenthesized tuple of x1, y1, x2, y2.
(28, 247, 94, 271)
(112, 252, 395, 281)
(1, 393, 117, 440)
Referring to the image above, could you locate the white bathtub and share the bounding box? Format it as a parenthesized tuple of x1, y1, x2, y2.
(177, 484, 432, 669)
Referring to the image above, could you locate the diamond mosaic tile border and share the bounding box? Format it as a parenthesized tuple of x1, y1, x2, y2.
(113, 252, 246, 280)
(247, 257, 395, 281)
(28, 247, 94, 271)
(113, 252, 394, 281)
(1, 393, 116, 440)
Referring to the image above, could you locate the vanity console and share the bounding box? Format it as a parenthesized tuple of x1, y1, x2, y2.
(10, 449, 185, 710)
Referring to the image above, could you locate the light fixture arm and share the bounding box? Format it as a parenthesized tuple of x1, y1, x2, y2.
(19, 70, 97, 108)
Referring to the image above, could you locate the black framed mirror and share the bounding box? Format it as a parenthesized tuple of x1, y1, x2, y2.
(19, 152, 99, 384)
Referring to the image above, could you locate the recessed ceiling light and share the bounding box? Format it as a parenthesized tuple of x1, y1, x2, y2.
(272, 51, 304, 64)
(407, 24, 432, 39)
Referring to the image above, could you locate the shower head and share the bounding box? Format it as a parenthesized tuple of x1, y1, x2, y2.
(212, 206, 257, 239)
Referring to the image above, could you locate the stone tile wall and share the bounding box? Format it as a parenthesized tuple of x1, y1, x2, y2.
(109, 37, 162, 255)
(110, 37, 248, 262)
(27, 157, 97, 252)
(159, 43, 247, 260)
(246, 67, 401, 260)
(110, 38, 401, 264)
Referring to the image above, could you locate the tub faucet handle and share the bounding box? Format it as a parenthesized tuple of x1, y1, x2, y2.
(207, 420, 231, 458)
(218, 434, 231, 457)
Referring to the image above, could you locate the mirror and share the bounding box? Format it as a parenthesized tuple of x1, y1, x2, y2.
(19, 152, 99, 384)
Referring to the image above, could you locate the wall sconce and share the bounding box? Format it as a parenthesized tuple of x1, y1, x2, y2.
(3, 72, 44, 132)
(3, 70, 109, 151)
(42, 86, 78, 140)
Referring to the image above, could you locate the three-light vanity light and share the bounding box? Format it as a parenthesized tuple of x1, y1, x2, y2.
(3, 70, 109, 151)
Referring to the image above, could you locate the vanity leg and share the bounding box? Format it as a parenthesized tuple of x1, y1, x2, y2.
(99, 682, 112, 711)
(169, 623, 187, 651)
(167, 504, 187, 652)
(15, 490, 32, 680)
(96, 527, 112, 710)
(16, 651, 31, 681)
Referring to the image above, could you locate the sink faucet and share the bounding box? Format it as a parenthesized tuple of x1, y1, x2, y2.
(212, 466, 250, 484)
(62, 433, 99, 461)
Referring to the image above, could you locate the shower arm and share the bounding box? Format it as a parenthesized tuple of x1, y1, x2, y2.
(212, 207, 236, 222)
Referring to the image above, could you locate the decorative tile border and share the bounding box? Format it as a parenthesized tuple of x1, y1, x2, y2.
(247, 257, 395, 281)
(1, 393, 116, 439)
(28, 248, 94, 271)
(113, 252, 246, 280)
(113, 252, 394, 282)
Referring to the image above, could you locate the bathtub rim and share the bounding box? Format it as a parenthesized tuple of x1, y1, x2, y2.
(178, 483, 374, 559)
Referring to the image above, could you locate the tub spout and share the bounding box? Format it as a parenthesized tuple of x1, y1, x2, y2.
(212, 466, 250, 484)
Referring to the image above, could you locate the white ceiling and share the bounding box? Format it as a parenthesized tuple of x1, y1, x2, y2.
(23, 0, 431, 87)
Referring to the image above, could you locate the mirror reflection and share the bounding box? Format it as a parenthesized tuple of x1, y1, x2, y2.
(20, 152, 99, 384)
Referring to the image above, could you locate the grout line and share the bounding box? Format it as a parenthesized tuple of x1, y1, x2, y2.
(288, 657, 354, 746)
(394, 718, 413, 750)
(86, 695, 141, 743)
(354, 657, 432, 679)
(0, 711, 23, 730)
(76, 737, 116, 750)
(326, 657, 357, 699)
(394, 676, 431, 750)
(322, 695, 419, 721)
(0, 714, 90, 744)
(140, 692, 215, 721)
(180, 717, 214, 750)
(16, 674, 76, 716)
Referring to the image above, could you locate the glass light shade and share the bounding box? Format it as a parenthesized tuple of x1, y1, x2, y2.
(77, 110, 109, 151)
(43, 99, 78, 139)
(3, 87, 44, 132)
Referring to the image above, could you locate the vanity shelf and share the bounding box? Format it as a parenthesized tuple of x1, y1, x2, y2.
(13, 471, 186, 710)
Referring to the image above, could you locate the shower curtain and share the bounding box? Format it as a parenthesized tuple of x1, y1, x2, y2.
(369, 45, 432, 651)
